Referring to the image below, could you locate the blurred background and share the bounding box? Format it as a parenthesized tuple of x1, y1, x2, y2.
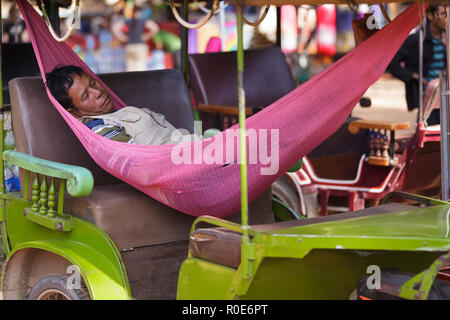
(1, 0, 412, 83)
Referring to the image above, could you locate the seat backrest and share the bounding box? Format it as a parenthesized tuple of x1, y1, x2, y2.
(9, 69, 195, 186)
(2, 43, 40, 106)
(189, 46, 297, 108)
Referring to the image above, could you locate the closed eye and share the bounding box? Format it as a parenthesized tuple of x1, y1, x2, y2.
(81, 90, 88, 101)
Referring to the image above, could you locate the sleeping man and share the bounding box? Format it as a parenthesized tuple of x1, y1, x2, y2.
(45, 65, 201, 145)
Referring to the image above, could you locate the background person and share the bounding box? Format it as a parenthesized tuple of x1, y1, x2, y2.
(386, 5, 447, 125)
(3, 4, 29, 43)
(112, 6, 159, 71)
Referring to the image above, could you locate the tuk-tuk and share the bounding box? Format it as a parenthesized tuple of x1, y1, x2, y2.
(0, 0, 448, 300)
(172, 0, 450, 299)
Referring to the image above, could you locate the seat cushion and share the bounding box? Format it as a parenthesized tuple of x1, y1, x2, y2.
(190, 203, 418, 268)
(190, 228, 242, 269)
(64, 184, 274, 250)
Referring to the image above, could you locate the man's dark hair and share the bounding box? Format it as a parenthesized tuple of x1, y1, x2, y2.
(426, 5, 446, 18)
(426, 6, 438, 16)
(45, 65, 85, 109)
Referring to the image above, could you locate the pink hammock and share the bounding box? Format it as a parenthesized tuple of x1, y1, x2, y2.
(17, 0, 422, 218)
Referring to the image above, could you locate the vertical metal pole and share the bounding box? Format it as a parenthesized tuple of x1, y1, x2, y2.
(440, 71, 449, 201)
(0, 1, 4, 196)
(181, 0, 189, 85)
(442, 5, 450, 201)
(418, 20, 424, 123)
(219, 1, 226, 51)
(276, 6, 281, 47)
(236, 6, 250, 280)
(180, 0, 200, 122)
(236, 7, 248, 226)
(0, 0, 9, 258)
(447, 5, 450, 92)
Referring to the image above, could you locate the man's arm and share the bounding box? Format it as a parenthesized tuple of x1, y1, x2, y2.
(111, 19, 129, 44)
(81, 118, 135, 143)
(386, 35, 417, 83)
(141, 20, 160, 42)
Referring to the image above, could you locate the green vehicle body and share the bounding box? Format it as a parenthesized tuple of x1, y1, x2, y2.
(0, 151, 132, 299)
(178, 205, 450, 299)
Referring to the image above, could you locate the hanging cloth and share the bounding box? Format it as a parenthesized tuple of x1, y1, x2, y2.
(16, 0, 423, 218)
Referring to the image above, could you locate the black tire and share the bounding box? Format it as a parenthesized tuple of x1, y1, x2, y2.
(272, 177, 302, 216)
(27, 274, 90, 300)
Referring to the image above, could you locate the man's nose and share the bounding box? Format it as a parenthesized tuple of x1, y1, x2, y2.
(90, 87, 103, 99)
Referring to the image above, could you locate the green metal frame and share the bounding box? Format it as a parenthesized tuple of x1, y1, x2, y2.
(178, 200, 450, 299)
(0, 150, 132, 299)
(0, 0, 130, 295)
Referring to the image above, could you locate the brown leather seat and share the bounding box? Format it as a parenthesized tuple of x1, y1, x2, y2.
(190, 203, 418, 268)
(9, 69, 274, 250)
(189, 47, 296, 111)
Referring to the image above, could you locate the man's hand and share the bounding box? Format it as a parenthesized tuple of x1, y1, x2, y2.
(412, 73, 428, 85)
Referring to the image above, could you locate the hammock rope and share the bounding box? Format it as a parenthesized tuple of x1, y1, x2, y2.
(243, 5, 271, 27)
(37, 0, 80, 42)
(194, 0, 228, 15)
(168, 0, 219, 29)
(379, 3, 392, 24)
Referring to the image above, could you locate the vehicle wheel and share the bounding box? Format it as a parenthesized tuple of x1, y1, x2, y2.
(272, 178, 302, 217)
(27, 275, 90, 300)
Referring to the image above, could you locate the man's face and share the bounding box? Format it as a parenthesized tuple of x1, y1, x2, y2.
(430, 6, 447, 32)
(66, 72, 115, 118)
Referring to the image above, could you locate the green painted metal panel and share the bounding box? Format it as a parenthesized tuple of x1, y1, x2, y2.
(3, 150, 93, 197)
(24, 208, 73, 232)
(241, 250, 445, 299)
(265, 205, 450, 244)
(2, 195, 131, 299)
(178, 250, 445, 299)
(177, 258, 237, 300)
(179, 202, 450, 300)
(11, 240, 131, 300)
